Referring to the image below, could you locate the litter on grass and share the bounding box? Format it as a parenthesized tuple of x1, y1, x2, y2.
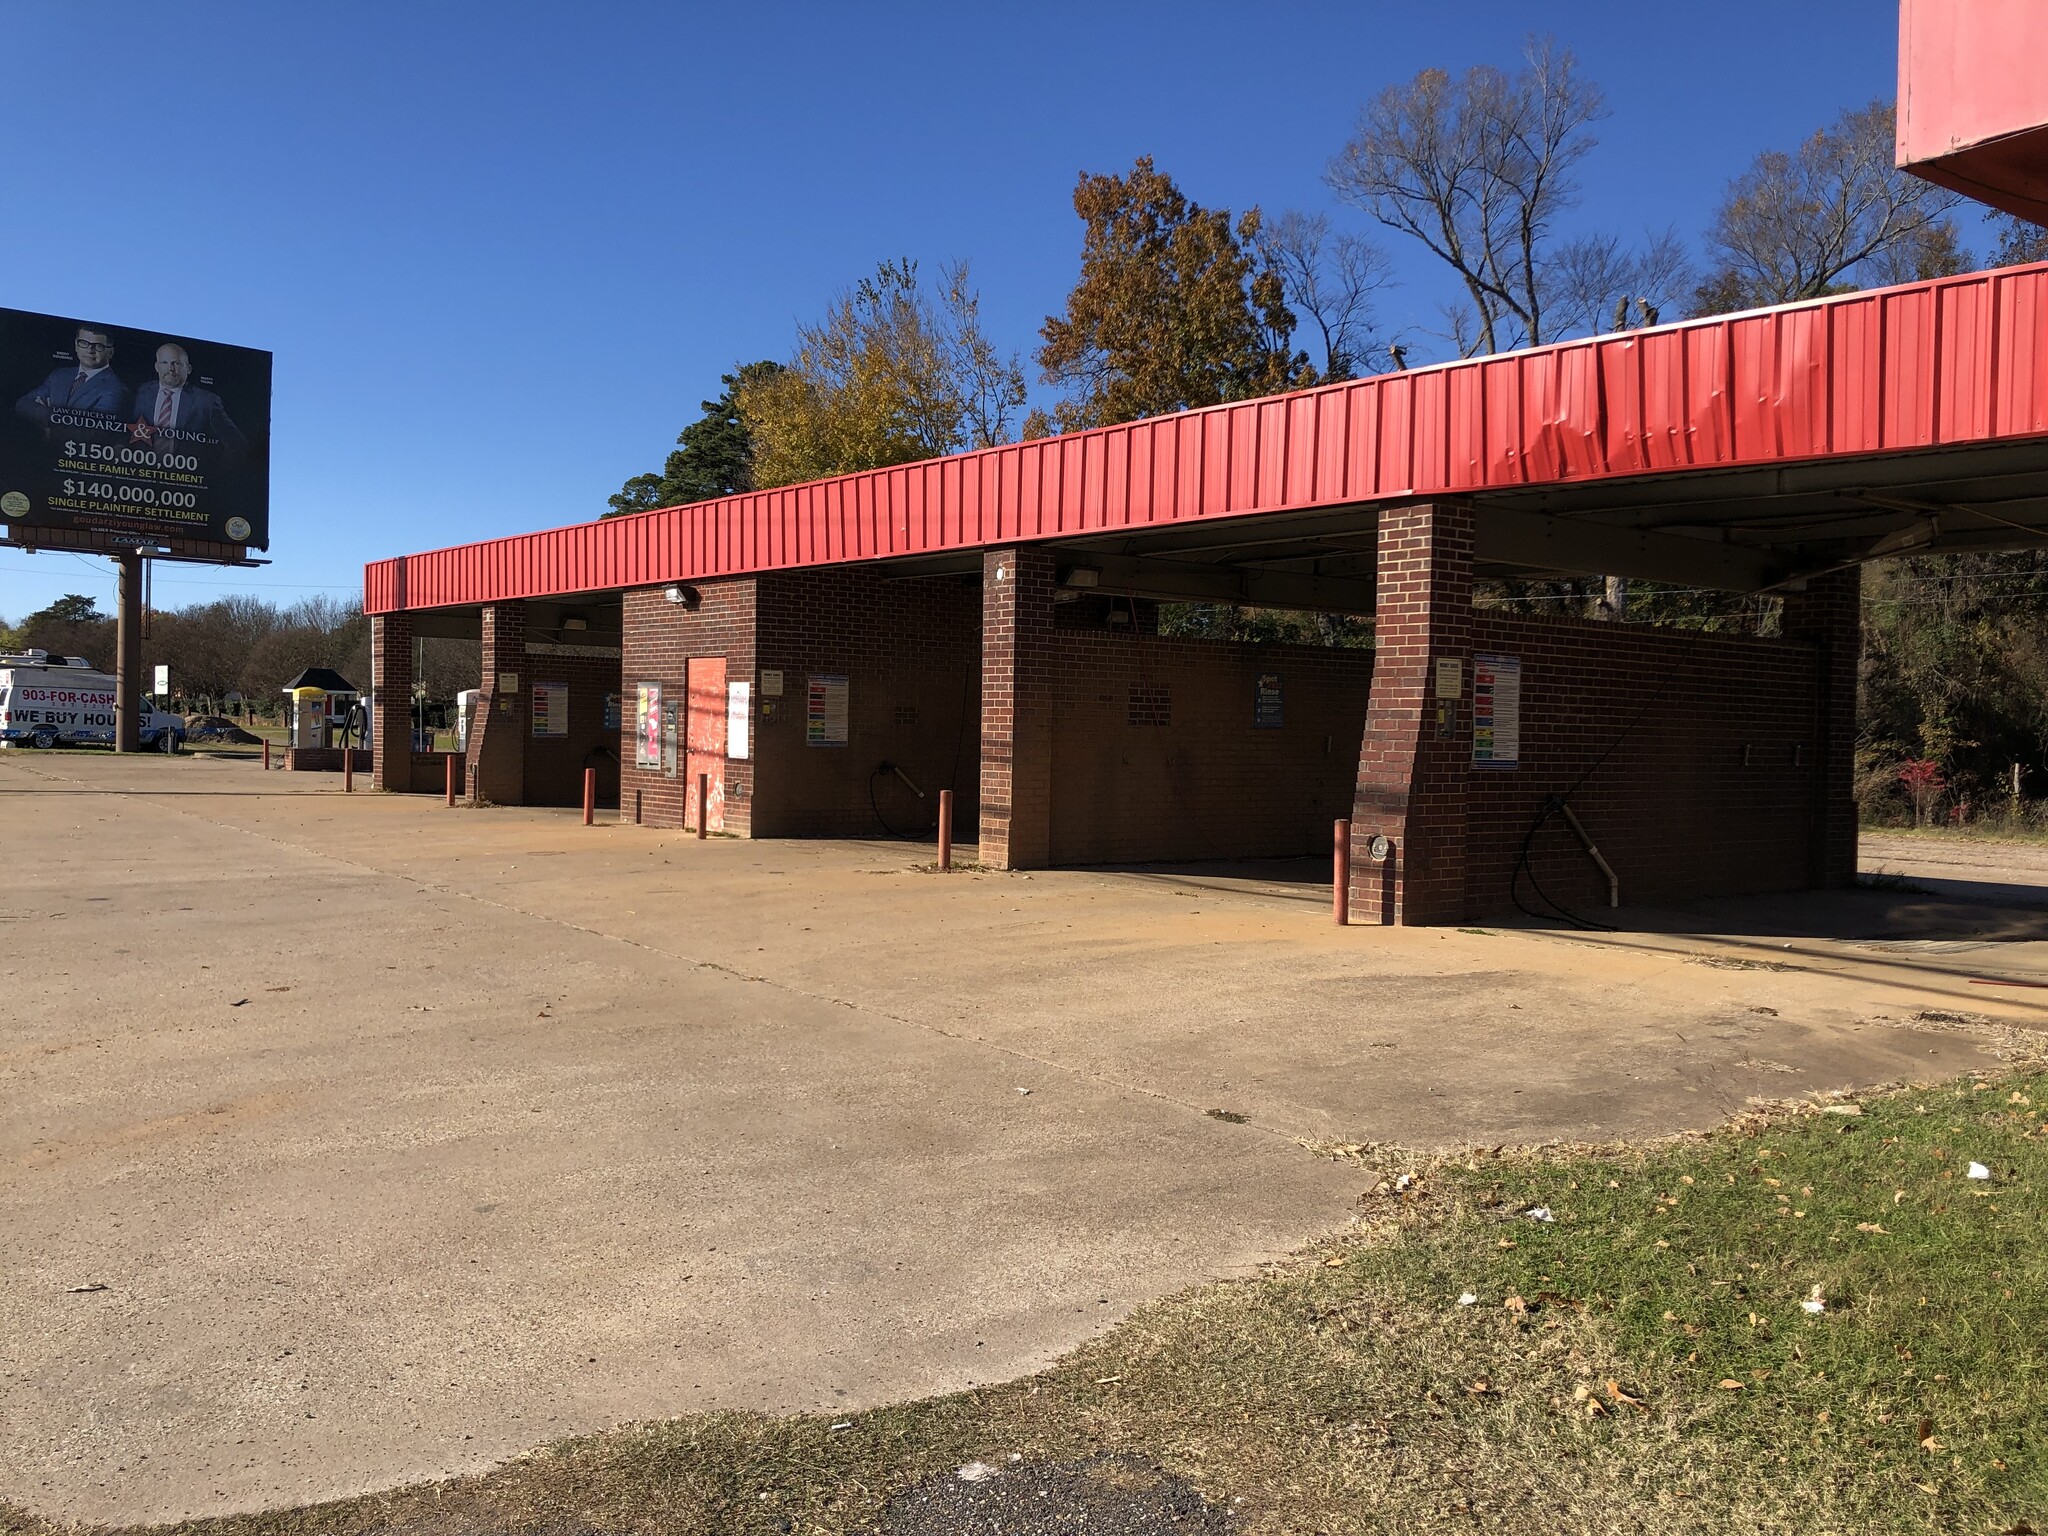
(1525, 1206, 1556, 1222)
(1457, 1291, 1479, 1306)
(956, 1461, 999, 1483)
(1967, 1161, 1992, 1180)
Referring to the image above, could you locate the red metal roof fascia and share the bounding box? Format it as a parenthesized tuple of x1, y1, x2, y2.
(362, 264, 2048, 615)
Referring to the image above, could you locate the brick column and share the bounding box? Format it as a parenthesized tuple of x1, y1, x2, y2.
(369, 612, 413, 791)
(979, 547, 1056, 869)
(1349, 502, 1474, 925)
(468, 601, 527, 806)
(1782, 565, 1860, 889)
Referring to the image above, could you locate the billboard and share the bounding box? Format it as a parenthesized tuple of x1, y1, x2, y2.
(1, 307, 271, 550)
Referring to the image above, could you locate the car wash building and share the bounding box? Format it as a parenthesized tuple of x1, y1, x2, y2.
(364, 254, 2048, 925)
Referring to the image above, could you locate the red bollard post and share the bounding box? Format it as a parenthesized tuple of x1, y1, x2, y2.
(696, 772, 709, 839)
(582, 766, 596, 826)
(937, 788, 954, 871)
(446, 753, 457, 806)
(1333, 818, 1351, 926)
(262, 739, 271, 771)
(344, 750, 354, 793)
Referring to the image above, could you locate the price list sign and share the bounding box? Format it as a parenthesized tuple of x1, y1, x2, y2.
(1, 307, 271, 549)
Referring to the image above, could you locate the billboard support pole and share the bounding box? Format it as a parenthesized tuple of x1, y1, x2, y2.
(114, 550, 142, 753)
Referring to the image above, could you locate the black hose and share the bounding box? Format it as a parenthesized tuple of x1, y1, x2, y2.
(869, 765, 933, 840)
(1508, 694, 1656, 931)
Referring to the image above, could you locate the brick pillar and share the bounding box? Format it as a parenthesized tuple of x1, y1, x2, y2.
(1782, 565, 1860, 889)
(468, 601, 527, 806)
(978, 547, 1056, 869)
(370, 612, 413, 791)
(1349, 502, 1474, 925)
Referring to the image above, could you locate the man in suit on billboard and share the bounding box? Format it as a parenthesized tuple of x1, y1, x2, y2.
(132, 342, 247, 460)
(13, 325, 130, 425)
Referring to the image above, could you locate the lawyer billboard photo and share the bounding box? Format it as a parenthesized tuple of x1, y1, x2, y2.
(1, 307, 271, 550)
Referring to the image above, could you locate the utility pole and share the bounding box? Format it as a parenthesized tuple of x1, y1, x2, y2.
(114, 549, 142, 752)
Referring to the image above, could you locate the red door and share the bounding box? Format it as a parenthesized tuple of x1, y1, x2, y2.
(685, 656, 727, 831)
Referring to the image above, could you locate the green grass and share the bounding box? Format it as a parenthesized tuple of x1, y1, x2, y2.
(1865, 820, 2048, 847)
(7, 1073, 2046, 1536)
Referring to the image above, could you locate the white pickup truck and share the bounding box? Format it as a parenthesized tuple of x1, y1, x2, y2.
(0, 652, 186, 751)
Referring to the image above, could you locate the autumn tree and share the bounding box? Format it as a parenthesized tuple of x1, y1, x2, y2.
(1692, 101, 1966, 314)
(736, 259, 1025, 489)
(607, 362, 781, 517)
(1036, 157, 1309, 430)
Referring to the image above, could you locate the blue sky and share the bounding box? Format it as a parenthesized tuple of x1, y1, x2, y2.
(0, 1, 1929, 619)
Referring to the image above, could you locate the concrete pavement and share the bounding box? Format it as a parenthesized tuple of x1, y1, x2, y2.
(1, 750, 2038, 1523)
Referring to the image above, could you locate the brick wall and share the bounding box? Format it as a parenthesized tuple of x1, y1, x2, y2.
(1346, 502, 1841, 924)
(1046, 633, 1370, 863)
(620, 581, 757, 832)
(753, 566, 982, 839)
(468, 602, 526, 806)
(519, 649, 623, 808)
(285, 747, 371, 774)
(980, 548, 1056, 867)
(1782, 567, 1861, 888)
(370, 613, 412, 792)
(1349, 503, 1475, 923)
(1461, 611, 1820, 918)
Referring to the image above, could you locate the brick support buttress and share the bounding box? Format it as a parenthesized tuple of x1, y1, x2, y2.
(979, 547, 1056, 869)
(370, 612, 412, 791)
(1349, 503, 1474, 925)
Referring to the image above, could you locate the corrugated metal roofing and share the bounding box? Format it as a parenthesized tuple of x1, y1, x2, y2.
(365, 263, 2048, 615)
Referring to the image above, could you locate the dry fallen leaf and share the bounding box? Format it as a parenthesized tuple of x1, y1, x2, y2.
(1466, 1379, 1491, 1395)
(1504, 1295, 1528, 1316)
(1857, 1222, 1889, 1234)
(1606, 1380, 1647, 1412)
(1717, 1379, 1745, 1390)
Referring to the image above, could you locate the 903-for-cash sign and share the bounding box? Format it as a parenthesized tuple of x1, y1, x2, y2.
(1, 307, 271, 550)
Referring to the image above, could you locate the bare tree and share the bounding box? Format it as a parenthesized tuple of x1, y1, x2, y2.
(1543, 227, 1693, 337)
(937, 260, 1028, 448)
(1326, 38, 1606, 353)
(1256, 211, 1392, 379)
(1989, 215, 2048, 269)
(1694, 100, 1965, 313)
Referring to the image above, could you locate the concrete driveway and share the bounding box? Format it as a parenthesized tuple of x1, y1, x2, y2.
(2, 751, 2039, 1524)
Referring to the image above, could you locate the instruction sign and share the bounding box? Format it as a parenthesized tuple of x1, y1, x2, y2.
(531, 680, 567, 737)
(806, 674, 848, 747)
(1472, 653, 1521, 769)
(727, 681, 751, 760)
(634, 682, 662, 767)
(1254, 673, 1283, 729)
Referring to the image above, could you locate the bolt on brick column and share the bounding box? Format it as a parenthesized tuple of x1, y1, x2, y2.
(1349, 502, 1475, 925)
(979, 547, 1056, 869)
(369, 612, 413, 791)
(467, 601, 527, 806)
(1782, 565, 1860, 889)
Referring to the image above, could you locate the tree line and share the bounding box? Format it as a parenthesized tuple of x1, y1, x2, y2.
(605, 38, 2048, 825)
(608, 50, 2045, 514)
(0, 591, 478, 716)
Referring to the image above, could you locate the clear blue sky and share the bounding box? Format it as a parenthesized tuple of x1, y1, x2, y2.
(0, 1, 1930, 620)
